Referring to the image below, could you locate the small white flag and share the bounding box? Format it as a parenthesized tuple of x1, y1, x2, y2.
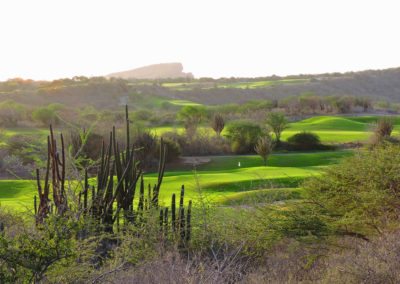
(238, 162, 241, 167)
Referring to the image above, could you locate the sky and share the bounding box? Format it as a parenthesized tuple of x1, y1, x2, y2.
(1, 0, 400, 81)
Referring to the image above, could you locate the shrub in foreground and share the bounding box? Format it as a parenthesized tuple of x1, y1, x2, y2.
(303, 144, 400, 238)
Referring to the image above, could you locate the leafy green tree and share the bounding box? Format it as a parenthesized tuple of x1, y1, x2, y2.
(225, 120, 263, 154)
(0, 216, 77, 283)
(266, 112, 288, 144)
(32, 106, 59, 126)
(177, 105, 207, 137)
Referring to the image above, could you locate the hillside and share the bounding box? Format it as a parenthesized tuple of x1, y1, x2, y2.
(107, 62, 194, 79)
(163, 68, 400, 104)
(1, 67, 400, 110)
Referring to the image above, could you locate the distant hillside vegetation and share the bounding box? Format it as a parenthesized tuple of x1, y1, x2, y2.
(107, 63, 193, 79)
(1, 67, 400, 111)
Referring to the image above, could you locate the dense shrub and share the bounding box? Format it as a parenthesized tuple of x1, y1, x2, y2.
(78, 106, 100, 123)
(225, 120, 263, 154)
(132, 131, 158, 169)
(287, 131, 322, 150)
(132, 109, 153, 121)
(162, 131, 230, 156)
(302, 144, 400, 238)
(161, 138, 181, 162)
(0, 215, 79, 283)
(67, 129, 105, 168)
(0, 155, 34, 178)
(0, 100, 25, 127)
(5, 134, 45, 164)
(370, 117, 395, 146)
(177, 105, 207, 138)
(31, 104, 63, 126)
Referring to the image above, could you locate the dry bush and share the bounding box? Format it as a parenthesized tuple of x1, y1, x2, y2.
(211, 114, 225, 136)
(243, 230, 400, 284)
(99, 249, 248, 284)
(370, 117, 395, 146)
(163, 131, 230, 156)
(321, 230, 400, 283)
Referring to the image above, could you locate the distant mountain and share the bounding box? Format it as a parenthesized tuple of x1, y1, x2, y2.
(107, 63, 193, 79)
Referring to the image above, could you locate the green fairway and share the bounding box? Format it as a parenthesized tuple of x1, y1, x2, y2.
(3, 115, 399, 145)
(151, 115, 400, 143)
(168, 99, 202, 106)
(0, 151, 351, 211)
(162, 79, 310, 90)
(1, 114, 398, 211)
(283, 116, 400, 143)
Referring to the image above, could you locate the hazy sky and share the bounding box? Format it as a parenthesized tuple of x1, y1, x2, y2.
(1, 0, 400, 80)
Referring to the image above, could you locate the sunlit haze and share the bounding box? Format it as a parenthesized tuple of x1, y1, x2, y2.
(1, 0, 400, 80)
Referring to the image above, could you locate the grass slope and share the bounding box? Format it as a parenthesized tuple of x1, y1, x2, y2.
(152, 116, 400, 143)
(0, 151, 351, 211)
(2, 115, 399, 145)
(284, 116, 400, 143)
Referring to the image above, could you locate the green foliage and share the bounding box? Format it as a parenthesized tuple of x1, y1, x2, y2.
(177, 105, 207, 137)
(68, 128, 104, 168)
(0, 100, 25, 127)
(302, 144, 400, 238)
(162, 138, 181, 162)
(0, 216, 78, 283)
(177, 105, 207, 123)
(32, 105, 60, 126)
(225, 120, 263, 154)
(132, 131, 158, 169)
(266, 112, 288, 143)
(373, 117, 394, 143)
(287, 131, 322, 150)
(132, 109, 154, 121)
(5, 134, 45, 164)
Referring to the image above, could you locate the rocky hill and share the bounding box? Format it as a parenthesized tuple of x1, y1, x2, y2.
(107, 63, 193, 79)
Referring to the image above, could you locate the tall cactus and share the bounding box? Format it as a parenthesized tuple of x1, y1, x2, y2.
(160, 185, 192, 246)
(36, 127, 68, 224)
(33, 105, 192, 241)
(171, 193, 176, 233)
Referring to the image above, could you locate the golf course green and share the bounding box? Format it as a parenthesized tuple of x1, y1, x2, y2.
(0, 151, 351, 211)
(0, 114, 397, 212)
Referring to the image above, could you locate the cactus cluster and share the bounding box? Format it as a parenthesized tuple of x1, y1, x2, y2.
(159, 185, 192, 244)
(34, 105, 192, 243)
(35, 126, 68, 224)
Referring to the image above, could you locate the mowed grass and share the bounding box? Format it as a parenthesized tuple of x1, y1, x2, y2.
(152, 115, 400, 143)
(284, 116, 400, 143)
(2, 114, 399, 145)
(0, 151, 351, 211)
(162, 79, 310, 90)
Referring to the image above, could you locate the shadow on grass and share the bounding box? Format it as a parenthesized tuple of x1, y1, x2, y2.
(218, 188, 303, 206)
(202, 176, 305, 193)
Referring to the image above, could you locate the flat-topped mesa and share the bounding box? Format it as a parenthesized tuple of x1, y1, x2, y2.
(107, 62, 194, 79)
